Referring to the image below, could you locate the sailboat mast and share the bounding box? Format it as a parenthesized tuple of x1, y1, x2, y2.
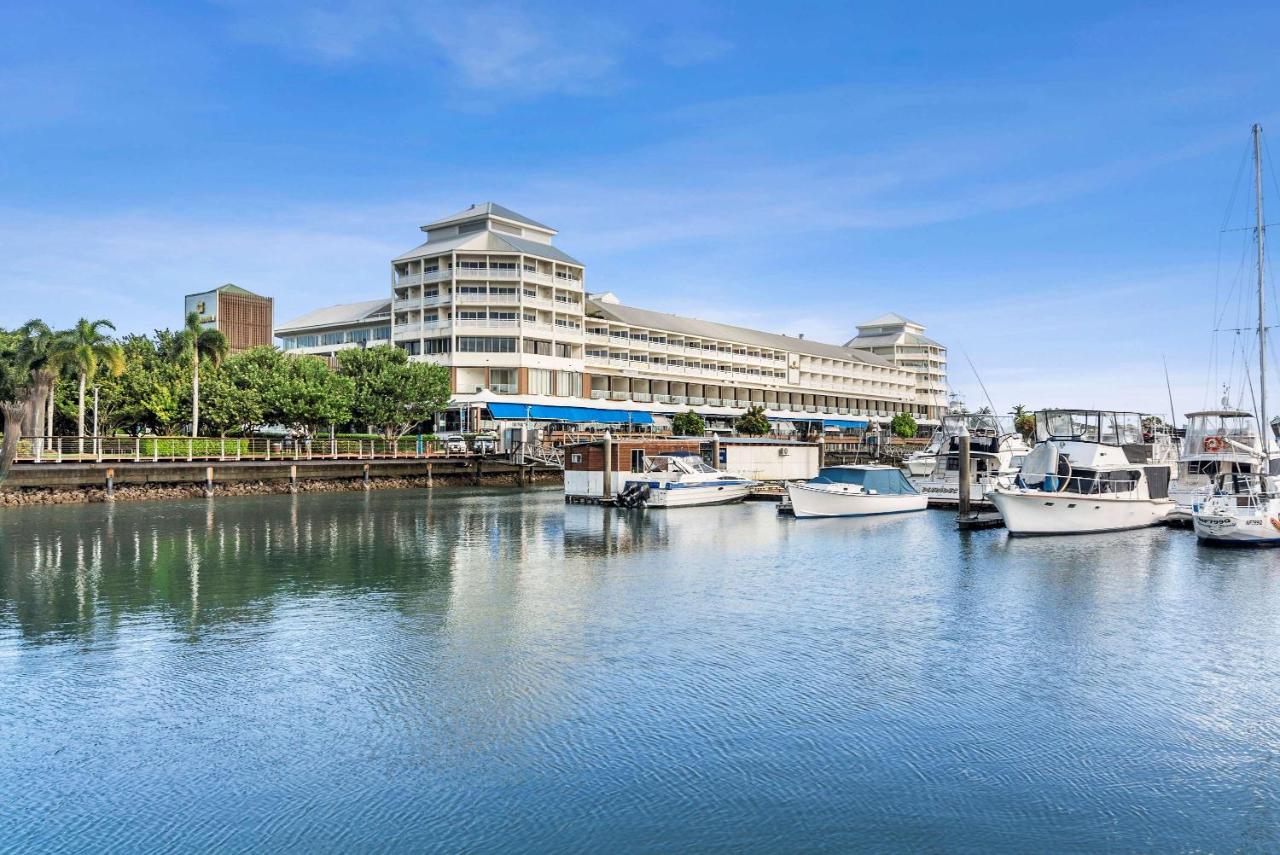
(1254, 123, 1267, 446)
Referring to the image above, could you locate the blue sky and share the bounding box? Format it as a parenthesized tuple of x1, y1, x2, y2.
(3, 1, 1279, 415)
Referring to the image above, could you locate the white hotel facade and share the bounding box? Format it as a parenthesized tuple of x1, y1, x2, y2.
(276, 203, 947, 432)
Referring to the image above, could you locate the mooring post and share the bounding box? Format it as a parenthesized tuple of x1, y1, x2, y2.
(957, 422, 972, 521)
(711, 435, 721, 470)
(205, 465, 215, 498)
(602, 431, 614, 502)
(363, 462, 370, 490)
(473, 457, 482, 486)
(426, 462, 433, 489)
(105, 467, 115, 501)
(289, 463, 298, 494)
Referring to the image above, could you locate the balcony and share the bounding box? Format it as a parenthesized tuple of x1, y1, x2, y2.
(456, 318, 519, 329)
(454, 292, 520, 304)
(609, 391, 629, 401)
(632, 392, 653, 402)
(590, 390, 609, 400)
(455, 267, 519, 280)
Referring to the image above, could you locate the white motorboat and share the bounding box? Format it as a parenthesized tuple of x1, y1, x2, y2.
(909, 410, 1031, 507)
(1168, 408, 1277, 524)
(988, 409, 1176, 535)
(784, 465, 927, 518)
(622, 453, 756, 508)
(1192, 473, 1280, 545)
(1191, 124, 1280, 546)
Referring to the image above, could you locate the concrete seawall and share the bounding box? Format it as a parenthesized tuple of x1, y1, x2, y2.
(1, 458, 562, 507)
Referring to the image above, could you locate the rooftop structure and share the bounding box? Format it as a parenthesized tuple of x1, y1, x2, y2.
(276, 299, 392, 357)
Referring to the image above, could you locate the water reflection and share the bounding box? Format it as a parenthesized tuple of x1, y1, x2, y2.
(2, 492, 1280, 852)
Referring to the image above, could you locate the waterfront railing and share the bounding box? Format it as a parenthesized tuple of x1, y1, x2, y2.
(10, 435, 461, 464)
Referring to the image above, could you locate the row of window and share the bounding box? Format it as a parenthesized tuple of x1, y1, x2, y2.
(281, 326, 391, 349)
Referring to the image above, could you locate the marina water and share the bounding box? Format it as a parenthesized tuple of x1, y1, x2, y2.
(2, 488, 1279, 852)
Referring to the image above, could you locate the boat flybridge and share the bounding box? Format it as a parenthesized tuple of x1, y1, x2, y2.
(1168, 409, 1279, 524)
(908, 409, 1031, 507)
(987, 410, 1178, 535)
(619, 453, 756, 508)
(784, 465, 927, 518)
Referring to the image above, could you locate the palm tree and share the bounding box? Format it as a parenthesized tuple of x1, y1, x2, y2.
(178, 311, 228, 437)
(64, 318, 125, 454)
(13, 320, 66, 455)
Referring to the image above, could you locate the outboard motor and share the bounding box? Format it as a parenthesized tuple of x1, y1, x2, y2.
(615, 482, 650, 509)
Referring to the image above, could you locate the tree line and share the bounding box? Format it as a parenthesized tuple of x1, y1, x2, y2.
(1, 312, 451, 481)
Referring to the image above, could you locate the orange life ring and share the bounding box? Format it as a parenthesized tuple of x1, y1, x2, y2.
(1203, 436, 1227, 453)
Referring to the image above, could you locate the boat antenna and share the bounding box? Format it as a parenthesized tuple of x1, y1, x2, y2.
(1162, 355, 1177, 428)
(962, 350, 999, 419)
(1254, 123, 1268, 465)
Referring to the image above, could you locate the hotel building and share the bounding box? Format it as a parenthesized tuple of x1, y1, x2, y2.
(275, 203, 947, 432)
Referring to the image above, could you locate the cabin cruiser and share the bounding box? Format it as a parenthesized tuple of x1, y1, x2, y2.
(908, 410, 1031, 507)
(1168, 409, 1279, 524)
(987, 410, 1176, 535)
(783, 465, 927, 518)
(903, 429, 945, 476)
(621, 453, 756, 508)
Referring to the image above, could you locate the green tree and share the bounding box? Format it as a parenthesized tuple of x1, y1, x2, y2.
(176, 311, 229, 437)
(13, 320, 69, 450)
(200, 351, 270, 436)
(1011, 404, 1035, 441)
(336, 346, 451, 440)
(734, 404, 770, 436)
(63, 318, 125, 450)
(263, 352, 354, 435)
(890, 412, 918, 439)
(672, 410, 706, 437)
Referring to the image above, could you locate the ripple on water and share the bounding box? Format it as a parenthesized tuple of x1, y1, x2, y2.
(1, 490, 1279, 853)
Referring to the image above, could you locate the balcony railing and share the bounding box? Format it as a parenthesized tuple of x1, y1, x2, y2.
(455, 267, 520, 280)
(590, 390, 609, 399)
(455, 318, 519, 328)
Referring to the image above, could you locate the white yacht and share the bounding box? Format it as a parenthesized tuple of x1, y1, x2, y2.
(988, 410, 1177, 535)
(909, 410, 1031, 507)
(1168, 408, 1277, 524)
(903, 429, 945, 476)
(621, 453, 756, 508)
(784, 465, 927, 518)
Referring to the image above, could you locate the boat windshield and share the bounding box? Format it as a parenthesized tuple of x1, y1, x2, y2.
(942, 412, 1002, 437)
(811, 467, 918, 495)
(1183, 412, 1260, 455)
(650, 455, 719, 475)
(1037, 410, 1143, 445)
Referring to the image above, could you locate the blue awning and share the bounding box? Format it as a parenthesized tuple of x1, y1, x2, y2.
(823, 418, 869, 429)
(485, 403, 653, 424)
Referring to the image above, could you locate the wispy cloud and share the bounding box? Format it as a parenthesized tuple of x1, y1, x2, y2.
(218, 0, 727, 98)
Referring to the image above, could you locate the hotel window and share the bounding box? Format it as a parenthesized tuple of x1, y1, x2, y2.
(280, 337, 295, 350)
(489, 368, 517, 394)
(524, 339, 552, 356)
(555, 343, 574, 359)
(458, 336, 516, 353)
(492, 287, 517, 297)
(458, 222, 486, 236)
(492, 261, 517, 271)
(398, 341, 420, 356)
(458, 286, 486, 298)
(555, 371, 582, 397)
(459, 310, 487, 320)
(586, 348, 608, 359)
(459, 260, 486, 269)
(523, 289, 537, 298)
(422, 337, 450, 354)
(296, 335, 320, 348)
(372, 327, 391, 340)
(523, 312, 537, 323)
(491, 311, 517, 321)
(348, 328, 370, 343)
(528, 368, 553, 395)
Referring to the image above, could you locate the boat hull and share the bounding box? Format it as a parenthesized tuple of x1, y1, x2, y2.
(904, 457, 937, 477)
(1192, 507, 1280, 545)
(786, 482, 927, 518)
(644, 481, 753, 508)
(989, 489, 1173, 536)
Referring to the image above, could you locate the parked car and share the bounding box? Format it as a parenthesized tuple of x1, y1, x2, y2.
(444, 435, 468, 454)
(471, 433, 498, 454)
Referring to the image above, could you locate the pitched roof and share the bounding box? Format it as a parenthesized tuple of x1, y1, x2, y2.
(585, 298, 900, 369)
(421, 202, 555, 233)
(846, 330, 944, 348)
(275, 299, 391, 333)
(858, 312, 922, 328)
(392, 229, 582, 265)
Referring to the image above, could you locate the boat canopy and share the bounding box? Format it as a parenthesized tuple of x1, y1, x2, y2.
(1036, 410, 1144, 445)
(1181, 411, 1261, 456)
(811, 467, 918, 495)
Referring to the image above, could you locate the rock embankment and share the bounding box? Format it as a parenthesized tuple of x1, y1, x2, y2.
(0, 470, 562, 507)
